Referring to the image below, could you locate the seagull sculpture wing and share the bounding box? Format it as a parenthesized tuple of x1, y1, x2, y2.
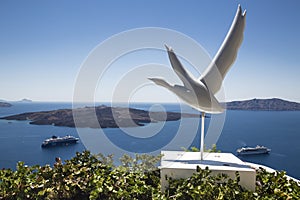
(165, 45, 196, 90)
(199, 5, 246, 94)
(149, 5, 246, 114)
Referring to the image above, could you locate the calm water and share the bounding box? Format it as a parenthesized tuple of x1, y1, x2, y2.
(0, 102, 299, 180)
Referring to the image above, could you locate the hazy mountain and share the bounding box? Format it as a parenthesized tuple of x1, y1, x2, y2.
(0, 102, 12, 107)
(226, 98, 300, 111)
(18, 98, 33, 103)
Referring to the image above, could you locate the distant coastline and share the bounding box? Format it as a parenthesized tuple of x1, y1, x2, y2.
(0, 102, 12, 107)
(0, 105, 199, 129)
(1, 98, 300, 128)
(226, 98, 300, 111)
(1, 98, 299, 111)
(18, 98, 33, 103)
(0, 98, 33, 107)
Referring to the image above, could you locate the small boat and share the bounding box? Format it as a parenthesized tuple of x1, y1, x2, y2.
(237, 145, 271, 155)
(41, 135, 79, 148)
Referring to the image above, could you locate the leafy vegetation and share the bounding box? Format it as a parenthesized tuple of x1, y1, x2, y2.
(182, 144, 221, 153)
(165, 167, 253, 199)
(0, 151, 299, 199)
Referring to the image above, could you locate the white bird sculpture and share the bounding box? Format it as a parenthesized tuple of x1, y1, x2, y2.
(149, 5, 246, 160)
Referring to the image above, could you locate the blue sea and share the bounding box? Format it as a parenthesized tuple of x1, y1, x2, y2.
(0, 102, 299, 180)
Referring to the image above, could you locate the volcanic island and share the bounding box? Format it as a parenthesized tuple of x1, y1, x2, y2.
(0, 105, 199, 128)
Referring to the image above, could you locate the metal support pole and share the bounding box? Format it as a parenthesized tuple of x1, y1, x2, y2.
(200, 112, 205, 160)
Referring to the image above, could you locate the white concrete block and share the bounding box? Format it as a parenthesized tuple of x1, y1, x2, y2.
(160, 151, 256, 191)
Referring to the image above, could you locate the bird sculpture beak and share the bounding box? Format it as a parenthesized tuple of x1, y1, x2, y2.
(148, 78, 170, 88)
(164, 44, 173, 52)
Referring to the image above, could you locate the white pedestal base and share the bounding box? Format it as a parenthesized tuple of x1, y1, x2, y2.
(160, 151, 256, 191)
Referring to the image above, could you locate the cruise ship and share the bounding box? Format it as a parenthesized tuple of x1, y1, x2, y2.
(41, 135, 79, 148)
(237, 145, 271, 155)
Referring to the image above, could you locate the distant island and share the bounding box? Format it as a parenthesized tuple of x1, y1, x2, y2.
(1, 98, 299, 128)
(18, 98, 33, 103)
(226, 98, 300, 111)
(0, 98, 32, 106)
(0, 105, 198, 128)
(0, 102, 12, 107)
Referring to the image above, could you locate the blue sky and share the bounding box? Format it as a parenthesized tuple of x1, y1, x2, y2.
(1, 0, 300, 102)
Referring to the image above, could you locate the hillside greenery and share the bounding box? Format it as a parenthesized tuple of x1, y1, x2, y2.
(0, 151, 299, 199)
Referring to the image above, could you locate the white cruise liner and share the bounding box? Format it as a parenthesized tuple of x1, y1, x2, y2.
(237, 145, 271, 155)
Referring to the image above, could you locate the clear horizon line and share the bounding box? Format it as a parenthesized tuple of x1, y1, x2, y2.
(2, 97, 300, 104)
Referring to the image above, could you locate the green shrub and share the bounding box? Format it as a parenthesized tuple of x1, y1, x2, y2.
(164, 166, 300, 200)
(255, 167, 300, 199)
(165, 166, 253, 200)
(0, 151, 299, 199)
(182, 144, 221, 153)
